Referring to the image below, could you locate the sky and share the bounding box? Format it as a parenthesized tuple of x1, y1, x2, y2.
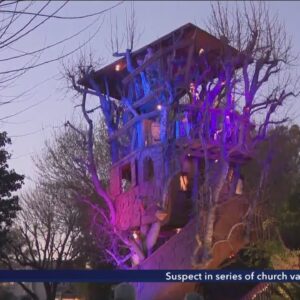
(1, 1, 300, 190)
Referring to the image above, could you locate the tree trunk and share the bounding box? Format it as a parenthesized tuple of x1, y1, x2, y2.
(146, 221, 161, 256)
(202, 160, 229, 262)
(44, 282, 58, 300)
(202, 204, 217, 261)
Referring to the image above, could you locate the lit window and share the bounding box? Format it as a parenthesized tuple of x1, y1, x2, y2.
(121, 163, 132, 192)
(151, 122, 160, 143)
(179, 173, 189, 191)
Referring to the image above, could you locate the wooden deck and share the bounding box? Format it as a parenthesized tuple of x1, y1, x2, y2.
(175, 137, 253, 163)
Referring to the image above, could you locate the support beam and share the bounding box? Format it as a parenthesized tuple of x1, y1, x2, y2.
(133, 86, 165, 108)
(109, 110, 160, 140)
(122, 40, 190, 86)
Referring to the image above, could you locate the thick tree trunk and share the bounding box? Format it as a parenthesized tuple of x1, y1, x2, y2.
(44, 282, 58, 300)
(202, 160, 229, 262)
(129, 221, 161, 266)
(202, 204, 217, 261)
(146, 221, 161, 256)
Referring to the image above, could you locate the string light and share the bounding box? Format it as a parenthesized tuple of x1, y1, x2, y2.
(156, 104, 162, 110)
(115, 64, 121, 71)
(132, 231, 138, 240)
(175, 228, 182, 233)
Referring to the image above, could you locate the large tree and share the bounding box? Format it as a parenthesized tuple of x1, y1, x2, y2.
(0, 122, 112, 299)
(0, 1, 124, 126)
(63, 1, 299, 268)
(244, 125, 300, 260)
(190, 1, 299, 265)
(216, 125, 300, 299)
(35, 121, 112, 267)
(0, 185, 82, 300)
(0, 131, 24, 248)
(0, 1, 123, 89)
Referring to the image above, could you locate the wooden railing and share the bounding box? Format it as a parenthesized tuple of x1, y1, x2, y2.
(175, 106, 252, 149)
(111, 106, 254, 163)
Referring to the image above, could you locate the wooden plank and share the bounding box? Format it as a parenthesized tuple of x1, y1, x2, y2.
(133, 86, 165, 108)
(122, 40, 191, 86)
(109, 110, 160, 140)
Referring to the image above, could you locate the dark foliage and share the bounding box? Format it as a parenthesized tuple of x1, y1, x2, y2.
(0, 132, 24, 247)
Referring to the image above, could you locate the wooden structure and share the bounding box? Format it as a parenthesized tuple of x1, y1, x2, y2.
(80, 23, 254, 231)
(80, 23, 256, 299)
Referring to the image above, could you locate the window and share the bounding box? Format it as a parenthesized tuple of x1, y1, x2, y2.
(121, 163, 132, 192)
(151, 121, 160, 143)
(143, 156, 154, 181)
(179, 173, 189, 191)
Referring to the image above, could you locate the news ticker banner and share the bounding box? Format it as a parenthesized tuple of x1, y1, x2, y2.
(0, 270, 299, 282)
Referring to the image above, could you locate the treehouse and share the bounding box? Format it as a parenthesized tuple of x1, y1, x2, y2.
(80, 23, 254, 232)
(77, 22, 259, 300)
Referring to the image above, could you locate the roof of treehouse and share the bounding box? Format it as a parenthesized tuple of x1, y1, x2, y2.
(79, 23, 239, 99)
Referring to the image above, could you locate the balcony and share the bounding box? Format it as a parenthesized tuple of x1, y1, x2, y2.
(175, 106, 254, 163)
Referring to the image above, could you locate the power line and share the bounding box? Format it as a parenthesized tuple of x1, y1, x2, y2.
(0, 93, 52, 121)
(0, 1, 124, 20)
(0, 1, 66, 49)
(0, 73, 59, 105)
(0, 7, 104, 62)
(0, 16, 105, 75)
(9, 124, 64, 138)
(10, 128, 49, 138)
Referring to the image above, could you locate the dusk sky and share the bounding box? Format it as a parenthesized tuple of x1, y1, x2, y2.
(1, 1, 300, 189)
